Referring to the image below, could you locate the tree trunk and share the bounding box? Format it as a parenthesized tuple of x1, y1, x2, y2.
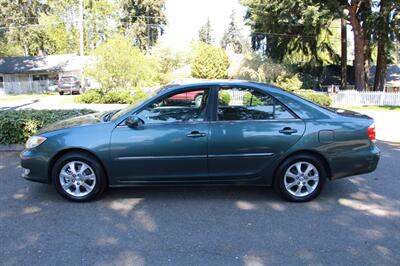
(341, 16, 347, 90)
(348, 4, 366, 91)
(374, 40, 387, 91)
(363, 0, 372, 91)
(373, 0, 389, 92)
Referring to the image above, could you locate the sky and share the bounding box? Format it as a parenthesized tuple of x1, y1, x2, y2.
(159, 0, 250, 50)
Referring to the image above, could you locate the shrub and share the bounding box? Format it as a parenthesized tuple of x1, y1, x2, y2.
(234, 53, 293, 83)
(85, 34, 161, 92)
(191, 43, 230, 79)
(76, 89, 147, 104)
(76, 90, 103, 103)
(296, 92, 332, 107)
(274, 72, 303, 92)
(0, 109, 94, 144)
(243, 92, 262, 105)
(218, 91, 232, 105)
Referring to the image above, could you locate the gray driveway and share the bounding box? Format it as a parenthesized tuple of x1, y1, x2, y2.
(0, 141, 399, 266)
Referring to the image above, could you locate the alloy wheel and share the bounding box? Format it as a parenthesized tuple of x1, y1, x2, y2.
(59, 161, 96, 198)
(283, 161, 319, 197)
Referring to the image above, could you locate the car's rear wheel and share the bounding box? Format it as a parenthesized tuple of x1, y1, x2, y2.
(59, 91, 64, 95)
(52, 152, 107, 202)
(274, 154, 326, 202)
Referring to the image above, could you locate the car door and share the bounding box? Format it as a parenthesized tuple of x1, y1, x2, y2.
(207, 86, 305, 181)
(109, 87, 211, 183)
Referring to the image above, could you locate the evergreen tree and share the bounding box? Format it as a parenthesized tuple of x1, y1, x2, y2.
(220, 9, 245, 53)
(242, 0, 340, 67)
(198, 18, 214, 44)
(120, 0, 167, 51)
(373, 0, 400, 91)
(0, 0, 50, 55)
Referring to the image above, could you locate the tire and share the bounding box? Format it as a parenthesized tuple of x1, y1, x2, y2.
(59, 91, 64, 95)
(274, 154, 326, 202)
(52, 151, 107, 202)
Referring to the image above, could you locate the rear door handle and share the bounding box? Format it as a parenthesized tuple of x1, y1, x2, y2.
(279, 127, 298, 135)
(187, 131, 207, 138)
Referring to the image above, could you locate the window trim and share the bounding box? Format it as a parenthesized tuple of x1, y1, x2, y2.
(213, 85, 300, 122)
(118, 85, 216, 126)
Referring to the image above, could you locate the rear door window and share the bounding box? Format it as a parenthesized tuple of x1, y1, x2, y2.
(217, 87, 295, 121)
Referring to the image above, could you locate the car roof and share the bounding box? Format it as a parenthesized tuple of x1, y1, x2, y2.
(159, 80, 283, 94)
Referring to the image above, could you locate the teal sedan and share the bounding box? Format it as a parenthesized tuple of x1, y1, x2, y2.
(20, 81, 380, 202)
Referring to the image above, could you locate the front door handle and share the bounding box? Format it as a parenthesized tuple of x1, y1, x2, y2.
(187, 131, 207, 138)
(279, 127, 298, 135)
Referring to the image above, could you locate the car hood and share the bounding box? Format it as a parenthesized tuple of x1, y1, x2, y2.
(38, 112, 105, 133)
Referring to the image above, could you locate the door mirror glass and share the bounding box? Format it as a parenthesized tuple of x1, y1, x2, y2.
(125, 115, 144, 128)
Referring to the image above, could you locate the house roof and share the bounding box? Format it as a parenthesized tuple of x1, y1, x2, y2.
(0, 54, 89, 74)
(369, 65, 400, 87)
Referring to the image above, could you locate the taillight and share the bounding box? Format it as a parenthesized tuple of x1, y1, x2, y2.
(368, 123, 376, 142)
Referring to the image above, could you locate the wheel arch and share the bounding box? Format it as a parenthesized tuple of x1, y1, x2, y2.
(273, 149, 332, 181)
(48, 148, 109, 184)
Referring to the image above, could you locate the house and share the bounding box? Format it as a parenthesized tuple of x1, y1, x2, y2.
(0, 54, 89, 94)
(369, 65, 400, 92)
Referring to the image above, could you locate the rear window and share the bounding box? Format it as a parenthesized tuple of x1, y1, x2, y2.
(60, 76, 78, 82)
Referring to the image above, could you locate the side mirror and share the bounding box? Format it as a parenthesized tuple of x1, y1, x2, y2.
(125, 115, 144, 129)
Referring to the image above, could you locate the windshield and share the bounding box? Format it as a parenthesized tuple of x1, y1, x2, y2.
(110, 100, 145, 121)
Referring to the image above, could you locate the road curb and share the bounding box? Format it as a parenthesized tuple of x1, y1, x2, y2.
(0, 144, 24, 152)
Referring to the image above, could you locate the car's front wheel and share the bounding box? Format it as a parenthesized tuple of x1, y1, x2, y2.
(52, 152, 107, 202)
(274, 154, 326, 202)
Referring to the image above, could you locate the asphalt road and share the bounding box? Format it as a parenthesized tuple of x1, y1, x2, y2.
(0, 141, 399, 266)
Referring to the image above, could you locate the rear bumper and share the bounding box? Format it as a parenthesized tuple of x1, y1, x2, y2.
(330, 143, 380, 180)
(20, 149, 50, 184)
(58, 86, 80, 92)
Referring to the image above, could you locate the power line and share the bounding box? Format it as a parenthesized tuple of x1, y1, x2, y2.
(2, 14, 165, 21)
(0, 21, 78, 30)
(0, 20, 164, 31)
(250, 31, 342, 40)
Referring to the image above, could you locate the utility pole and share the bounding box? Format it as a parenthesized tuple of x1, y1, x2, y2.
(340, 16, 347, 91)
(79, 0, 84, 88)
(79, 0, 84, 57)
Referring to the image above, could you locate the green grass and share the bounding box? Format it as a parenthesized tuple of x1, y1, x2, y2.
(333, 105, 400, 112)
(0, 93, 57, 102)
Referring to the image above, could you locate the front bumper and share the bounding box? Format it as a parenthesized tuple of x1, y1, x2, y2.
(20, 149, 50, 183)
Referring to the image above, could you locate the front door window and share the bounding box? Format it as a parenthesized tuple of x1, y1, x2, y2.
(137, 89, 209, 124)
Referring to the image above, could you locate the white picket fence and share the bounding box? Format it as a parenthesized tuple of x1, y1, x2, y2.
(332, 90, 400, 106)
(2, 80, 57, 94)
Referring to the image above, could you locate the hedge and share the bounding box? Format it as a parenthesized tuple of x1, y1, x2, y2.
(0, 109, 94, 144)
(76, 89, 147, 104)
(296, 92, 332, 107)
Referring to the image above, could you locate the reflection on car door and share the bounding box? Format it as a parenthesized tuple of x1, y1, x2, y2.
(110, 122, 209, 182)
(207, 87, 305, 181)
(109, 87, 210, 183)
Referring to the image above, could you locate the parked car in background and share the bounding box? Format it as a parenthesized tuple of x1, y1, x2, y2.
(57, 76, 83, 95)
(168, 90, 203, 106)
(20, 80, 380, 202)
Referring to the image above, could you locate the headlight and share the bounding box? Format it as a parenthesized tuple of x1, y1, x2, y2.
(25, 136, 47, 149)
